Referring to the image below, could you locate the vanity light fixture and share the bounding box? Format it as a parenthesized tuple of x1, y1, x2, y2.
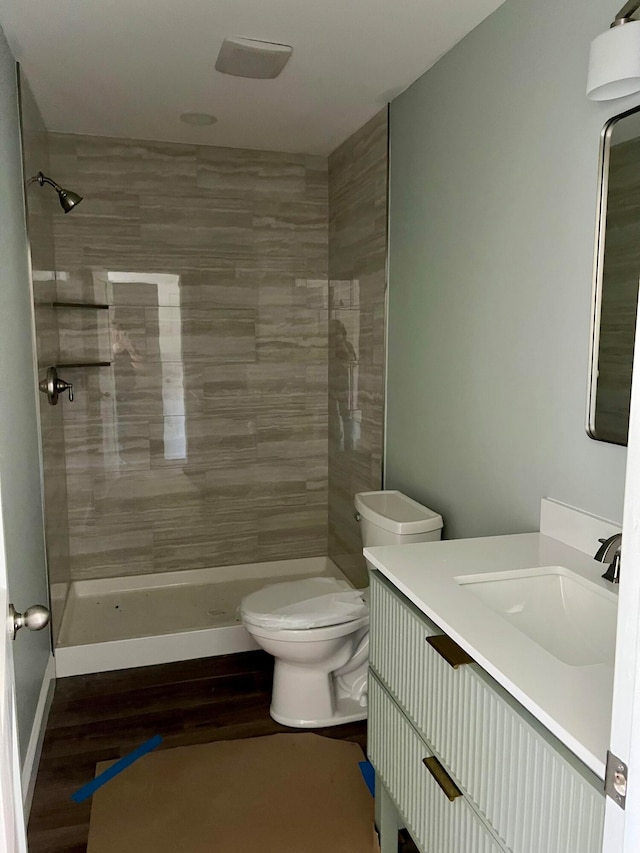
(587, 0, 640, 100)
(28, 171, 83, 213)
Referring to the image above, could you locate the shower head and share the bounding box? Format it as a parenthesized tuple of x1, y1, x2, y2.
(31, 171, 83, 213)
(56, 187, 83, 213)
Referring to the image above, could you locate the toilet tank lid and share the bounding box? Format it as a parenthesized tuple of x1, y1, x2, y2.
(355, 490, 443, 535)
(240, 577, 367, 630)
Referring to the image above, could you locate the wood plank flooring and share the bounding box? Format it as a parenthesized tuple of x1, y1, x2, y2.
(27, 651, 418, 853)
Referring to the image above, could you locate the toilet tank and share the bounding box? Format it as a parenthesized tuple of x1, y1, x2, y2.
(355, 490, 443, 547)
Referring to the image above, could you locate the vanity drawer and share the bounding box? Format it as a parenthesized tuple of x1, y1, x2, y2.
(369, 674, 506, 853)
(369, 570, 605, 853)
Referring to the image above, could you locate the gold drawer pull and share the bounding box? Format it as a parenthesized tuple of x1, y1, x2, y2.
(423, 756, 463, 802)
(426, 634, 474, 668)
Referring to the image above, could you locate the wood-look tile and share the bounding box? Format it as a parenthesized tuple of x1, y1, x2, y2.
(304, 156, 330, 202)
(150, 414, 256, 469)
(33, 304, 59, 367)
(69, 524, 154, 580)
(140, 195, 254, 257)
(111, 280, 164, 307)
(142, 306, 257, 364)
(195, 146, 310, 199)
(245, 361, 308, 410)
(256, 410, 326, 460)
(152, 523, 259, 572)
(179, 272, 259, 309)
(306, 456, 329, 502)
(58, 191, 142, 226)
(256, 308, 327, 363)
(64, 417, 150, 473)
(93, 468, 207, 515)
(105, 363, 165, 418)
(327, 109, 387, 577)
(64, 473, 97, 534)
(56, 269, 111, 306)
(22, 78, 73, 629)
(249, 271, 309, 309)
(199, 365, 254, 415)
(108, 306, 148, 358)
(186, 308, 257, 363)
(58, 134, 198, 193)
(257, 504, 328, 560)
(30, 654, 413, 853)
(304, 277, 329, 309)
(57, 310, 112, 366)
(204, 460, 259, 510)
(252, 200, 328, 261)
(44, 130, 342, 580)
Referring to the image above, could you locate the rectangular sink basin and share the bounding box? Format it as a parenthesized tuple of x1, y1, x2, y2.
(455, 566, 617, 666)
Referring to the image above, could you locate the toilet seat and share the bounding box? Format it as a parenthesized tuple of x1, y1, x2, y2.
(240, 577, 367, 631)
(245, 614, 369, 644)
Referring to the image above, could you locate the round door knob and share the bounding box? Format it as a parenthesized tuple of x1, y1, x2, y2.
(8, 603, 50, 639)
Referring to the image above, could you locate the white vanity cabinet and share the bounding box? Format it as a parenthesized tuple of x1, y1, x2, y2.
(368, 570, 605, 853)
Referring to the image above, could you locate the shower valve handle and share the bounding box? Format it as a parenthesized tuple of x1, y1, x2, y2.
(39, 366, 74, 405)
(57, 378, 74, 402)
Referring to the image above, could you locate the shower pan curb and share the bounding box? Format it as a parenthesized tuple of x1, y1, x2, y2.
(54, 556, 348, 677)
(55, 624, 258, 678)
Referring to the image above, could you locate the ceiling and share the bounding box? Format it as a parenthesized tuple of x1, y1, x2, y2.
(0, 0, 506, 155)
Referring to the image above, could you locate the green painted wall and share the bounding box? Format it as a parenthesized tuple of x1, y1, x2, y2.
(386, 0, 637, 538)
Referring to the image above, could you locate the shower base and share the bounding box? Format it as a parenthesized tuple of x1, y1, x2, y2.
(55, 556, 347, 677)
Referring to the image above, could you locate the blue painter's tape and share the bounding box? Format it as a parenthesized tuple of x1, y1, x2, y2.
(359, 760, 375, 797)
(71, 735, 163, 803)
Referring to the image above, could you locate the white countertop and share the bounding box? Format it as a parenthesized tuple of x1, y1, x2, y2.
(364, 532, 618, 779)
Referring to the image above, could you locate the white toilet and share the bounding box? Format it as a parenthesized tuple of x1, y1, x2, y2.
(240, 490, 443, 728)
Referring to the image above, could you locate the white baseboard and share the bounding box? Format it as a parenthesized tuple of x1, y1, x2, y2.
(21, 654, 55, 819)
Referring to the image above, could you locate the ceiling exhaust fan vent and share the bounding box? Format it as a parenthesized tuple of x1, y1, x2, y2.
(215, 37, 293, 79)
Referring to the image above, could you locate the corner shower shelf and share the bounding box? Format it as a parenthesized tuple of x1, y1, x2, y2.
(52, 302, 110, 310)
(55, 361, 112, 368)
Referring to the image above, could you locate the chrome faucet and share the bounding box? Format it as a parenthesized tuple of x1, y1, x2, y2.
(594, 533, 622, 583)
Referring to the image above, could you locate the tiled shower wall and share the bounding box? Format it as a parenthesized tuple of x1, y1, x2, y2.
(48, 134, 329, 580)
(21, 75, 71, 638)
(328, 109, 388, 588)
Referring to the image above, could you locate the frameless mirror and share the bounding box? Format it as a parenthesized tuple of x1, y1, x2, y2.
(588, 106, 640, 446)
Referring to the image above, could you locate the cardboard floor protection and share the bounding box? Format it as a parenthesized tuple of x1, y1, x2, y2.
(87, 732, 377, 853)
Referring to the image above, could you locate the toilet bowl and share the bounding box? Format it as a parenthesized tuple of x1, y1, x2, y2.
(240, 491, 443, 728)
(241, 577, 370, 727)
